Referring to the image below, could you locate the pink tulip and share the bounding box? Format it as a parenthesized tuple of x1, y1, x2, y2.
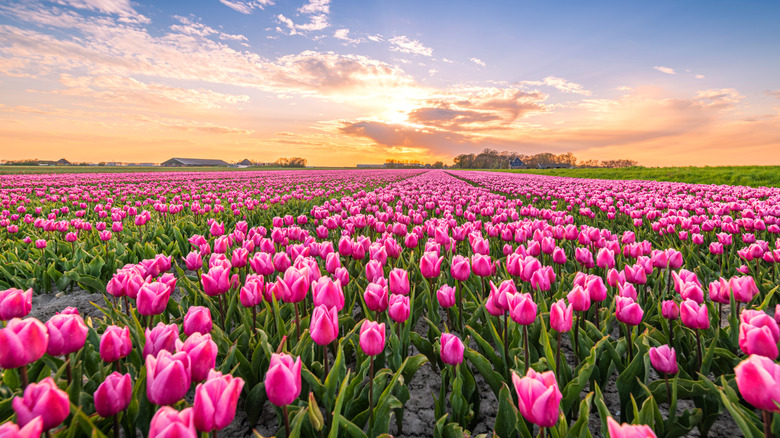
(567, 285, 591, 312)
(146, 350, 191, 405)
(0, 417, 43, 438)
(180, 333, 218, 382)
(389, 268, 410, 295)
(201, 266, 231, 297)
(739, 310, 780, 359)
(624, 264, 647, 285)
(94, 372, 132, 417)
(182, 306, 212, 337)
(511, 369, 562, 428)
(730, 276, 759, 303)
(143, 323, 179, 359)
(471, 253, 494, 278)
(678, 282, 704, 304)
(359, 321, 386, 356)
(282, 267, 309, 303)
(310, 305, 339, 346)
(388, 294, 410, 323)
(311, 277, 345, 311)
(0, 318, 48, 369)
(607, 268, 625, 287)
(436, 284, 456, 308)
(193, 370, 245, 432)
(12, 377, 69, 430)
(265, 353, 302, 407)
(249, 252, 274, 276)
(596, 248, 615, 269)
(617, 282, 637, 300)
(585, 276, 607, 302)
(334, 266, 350, 286)
(230, 247, 248, 268)
(45, 313, 88, 357)
(649, 345, 678, 375)
(607, 417, 657, 438)
(100, 325, 132, 363)
(149, 407, 197, 438)
(735, 354, 780, 413)
(184, 251, 203, 271)
(680, 299, 709, 330)
(209, 221, 224, 237)
(661, 300, 679, 320)
(552, 247, 567, 264)
(615, 296, 643, 326)
(708, 278, 731, 305)
(440, 333, 464, 365)
(508, 293, 537, 325)
(0, 288, 32, 320)
(450, 255, 471, 281)
(550, 299, 573, 332)
(239, 275, 263, 308)
(364, 281, 389, 313)
(420, 251, 444, 278)
(485, 282, 505, 316)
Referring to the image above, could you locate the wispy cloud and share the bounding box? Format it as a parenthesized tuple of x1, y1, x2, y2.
(520, 76, 591, 95)
(53, 0, 149, 23)
(333, 28, 361, 44)
(389, 36, 433, 57)
(653, 66, 676, 75)
(469, 57, 486, 67)
(277, 0, 330, 35)
(218, 0, 274, 14)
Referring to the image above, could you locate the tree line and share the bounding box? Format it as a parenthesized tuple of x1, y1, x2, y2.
(274, 157, 308, 168)
(451, 149, 638, 169)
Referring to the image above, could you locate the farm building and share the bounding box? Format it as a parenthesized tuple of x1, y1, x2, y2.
(237, 159, 254, 166)
(509, 158, 528, 169)
(161, 158, 230, 167)
(38, 158, 72, 166)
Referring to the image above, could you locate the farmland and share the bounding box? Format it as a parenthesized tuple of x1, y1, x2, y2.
(0, 168, 778, 438)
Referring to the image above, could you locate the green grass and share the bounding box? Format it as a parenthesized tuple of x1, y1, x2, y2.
(0, 166, 353, 174)
(484, 166, 780, 188)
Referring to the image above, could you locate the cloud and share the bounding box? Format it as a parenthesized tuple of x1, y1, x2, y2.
(695, 74, 705, 79)
(277, 0, 330, 35)
(654, 66, 676, 75)
(170, 16, 248, 42)
(333, 28, 361, 44)
(520, 76, 591, 95)
(218, 0, 274, 14)
(389, 36, 433, 57)
(53, 0, 149, 23)
(694, 88, 742, 108)
(766, 90, 780, 99)
(469, 57, 486, 67)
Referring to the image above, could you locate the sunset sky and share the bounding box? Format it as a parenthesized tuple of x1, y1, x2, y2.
(1, 0, 779, 166)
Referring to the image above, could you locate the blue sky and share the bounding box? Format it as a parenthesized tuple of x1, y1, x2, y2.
(1, 0, 778, 165)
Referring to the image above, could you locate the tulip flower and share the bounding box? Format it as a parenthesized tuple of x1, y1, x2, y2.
(681, 299, 709, 368)
(249, 252, 274, 276)
(511, 369, 562, 429)
(100, 325, 132, 364)
(730, 276, 759, 304)
(364, 281, 389, 314)
(0, 288, 32, 320)
(146, 350, 191, 405)
(365, 259, 384, 283)
(508, 292, 537, 372)
(149, 407, 197, 438)
(265, 353, 302, 436)
(193, 370, 245, 433)
(735, 354, 780, 435)
(0, 418, 43, 438)
(388, 293, 410, 324)
(649, 345, 678, 375)
(311, 277, 345, 311)
(136, 281, 171, 319)
(94, 372, 132, 418)
(360, 320, 385, 428)
(739, 310, 780, 359)
(436, 284, 456, 308)
(180, 332, 218, 382)
(420, 251, 444, 279)
(184, 250, 203, 271)
(389, 268, 410, 295)
(183, 306, 212, 336)
(440, 333, 464, 365)
(607, 417, 657, 438)
(0, 318, 48, 387)
(310, 304, 339, 357)
(44, 312, 87, 358)
(450, 255, 471, 281)
(201, 265, 231, 297)
(143, 323, 179, 359)
(12, 377, 69, 431)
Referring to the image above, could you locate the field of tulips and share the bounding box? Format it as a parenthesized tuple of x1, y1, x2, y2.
(1, 168, 779, 438)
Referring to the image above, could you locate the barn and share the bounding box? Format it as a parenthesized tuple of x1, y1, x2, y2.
(161, 158, 230, 167)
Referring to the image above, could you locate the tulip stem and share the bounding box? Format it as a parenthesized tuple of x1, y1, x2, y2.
(523, 325, 530, 373)
(19, 365, 28, 389)
(668, 320, 675, 351)
(113, 415, 120, 438)
(283, 405, 290, 438)
(369, 355, 375, 431)
(66, 355, 72, 386)
(123, 296, 130, 316)
(294, 303, 301, 343)
(664, 374, 674, 419)
(555, 332, 562, 380)
(323, 344, 329, 378)
(456, 281, 463, 333)
(252, 306, 257, 333)
(695, 329, 702, 370)
(574, 312, 580, 365)
(626, 324, 633, 364)
(763, 410, 772, 438)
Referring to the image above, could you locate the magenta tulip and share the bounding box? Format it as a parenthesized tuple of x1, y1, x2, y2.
(183, 306, 212, 336)
(0, 318, 48, 369)
(550, 299, 573, 332)
(730, 276, 759, 303)
(420, 251, 443, 279)
(450, 255, 471, 281)
(180, 332, 218, 382)
(45, 313, 88, 357)
(184, 251, 203, 271)
(388, 294, 410, 323)
(146, 350, 191, 405)
(440, 333, 464, 365)
(739, 310, 780, 359)
(94, 372, 132, 418)
(311, 277, 345, 311)
(0, 418, 43, 438)
(359, 321, 386, 356)
(649, 345, 678, 375)
(615, 296, 643, 326)
(389, 268, 410, 295)
(661, 300, 679, 320)
(265, 353, 302, 407)
(310, 305, 339, 346)
(143, 323, 179, 359)
(511, 369, 562, 428)
(437, 284, 456, 308)
(680, 299, 709, 330)
(567, 285, 590, 312)
(364, 281, 389, 313)
(201, 265, 231, 297)
(607, 417, 657, 438)
(136, 281, 171, 316)
(193, 370, 245, 432)
(0, 288, 32, 320)
(282, 267, 309, 303)
(12, 377, 69, 430)
(100, 325, 132, 363)
(508, 293, 537, 325)
(149, 407, 197, 438)
(735, 354, 780, 413)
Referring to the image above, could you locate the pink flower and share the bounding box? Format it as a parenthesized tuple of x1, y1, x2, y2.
(239, 275, 263, 308)
(0, 418, 43, 438)
(193, 370, 245, 432)
(146, 350, 191, 405)
(735, 354, 780, 413)
(389, 268, 410, 295)
(359, 320, 386, 356)
(179, 333, 218, 382)
(661, 300, 679, 320)
(708, 278, 731, 305)
(511, 369, 562, 428)
(607, 417, 657, 438)
(149, 407, 197, 438)
(265, 353, 302, 407)
(739, 310, 780, 359)
(137, 281, 171, 316)
(550, 299, 573, 332)
(311, 276, 344, 311)
(436, 284, 456, 308)
(282, 267, 309, 303)
(100, 325, 131, 363)
(364, 281, 388, 313)
(0, 288, 32, 320)
(94, 372, 132, 418)
(680, 299, 709, 330)
(567, 285, 591, 312)
(143, 323, 179, 359)
(615, 296, 643, 326)
(201, 266, 231, 297)
(420, 251, 444, 278)
(0, 318, 48, 369)
(440, 333, 464, 365)
(730, 276, 759, 303)
(309, 305, 339, 346)
(648, 345, 678, 375)
(388, 294, 410, 323)
(508, 293, 537, 325)
(12, 377, 69, 430)
(45, 313, 88, 357)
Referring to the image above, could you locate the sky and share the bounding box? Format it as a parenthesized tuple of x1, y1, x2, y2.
(1, 0, 779, 166)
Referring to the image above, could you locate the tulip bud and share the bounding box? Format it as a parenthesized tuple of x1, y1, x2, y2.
(0, 418, 43, 438)
(680, 299, 709, 330)
(607, 417, 657, 438)
(45, 313, 88, 357)
(388, 294, 410, 323)
(183, 306, 212, 336)
(648, 345, 678, 375)
(567, 285, 591, 312)
(450, 255, 471, 281)
(735, 354, 780, 413)
(94, 372, 132, 418)
(0, 288, 32, 320)
(364, 281, 388, 313)
(12, 377, 69, 430)
(143, 323, 179, 359)
(146, 350, 191, 405)
(389, 268, 410, 295)
(0, 318, 48, 369)
(265, 353, 302, 407)
(309, 305, 339, 346)
(550, 299, 573, 332)
(179, 333, 218, 382)
(193, 370, 245, 432)
(508, 293, 537, 326)
(420, 251, 443, 278)
(436, 285, 456, 308)
(615, 296, 643, 326)
(440, 333, 464, 365)
(359, 321, 386, 356)
(149, 406, 197, 438)
(511, 369, 562, 428)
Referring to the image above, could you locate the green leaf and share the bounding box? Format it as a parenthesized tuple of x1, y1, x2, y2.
(566, 392, 593, 438)
(494, 383, 520, 438)
(464, 348, 503, 397)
